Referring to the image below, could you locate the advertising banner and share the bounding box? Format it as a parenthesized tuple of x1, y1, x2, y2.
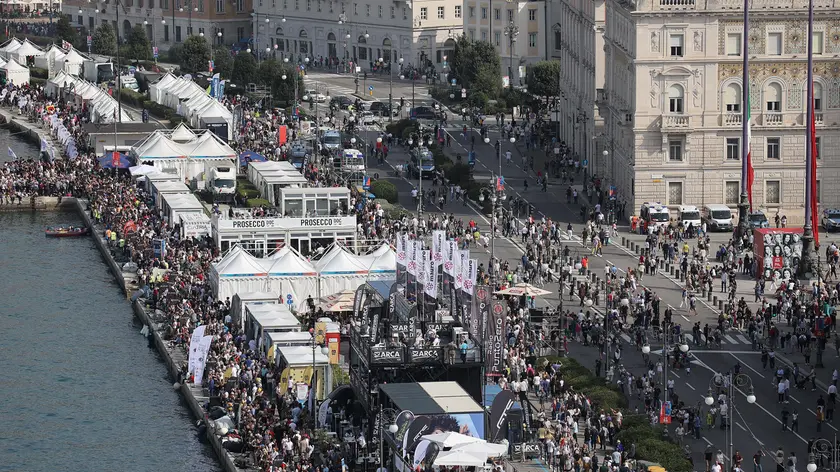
(489, 389, 516, 441)
(432, 230, 445, 266)
(396, 232, 406, 267)
(463, 258, 477, 296)
(443, 240, 456, 276)
(472, 286, 490, 347)
(187, 325, 207, 375)
(394, 410, 416, 446)
(486, 299, 507, 376)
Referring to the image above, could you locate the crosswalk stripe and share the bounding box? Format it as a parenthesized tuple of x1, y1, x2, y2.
(620, 333, 632, 344)
(736, 334, 751, 344)
(724, 334, 738, 344)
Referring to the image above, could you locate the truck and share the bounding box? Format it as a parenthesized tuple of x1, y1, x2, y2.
(206, 166, 237, 202)
(82, 60, 116, 84)
(639, 202, 671, 232)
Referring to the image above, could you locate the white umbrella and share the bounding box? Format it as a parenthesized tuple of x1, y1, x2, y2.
(433, 450, 487, 467)
(453, 441, 508, 457)
(494, 283, 553, 297)
(421, 431, 483, 449)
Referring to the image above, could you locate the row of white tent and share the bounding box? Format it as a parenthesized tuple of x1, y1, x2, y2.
(131, 125, 237, 181)
(45, 70, 133, 123)
(0, 38, 44, 65)
(210, 243, 397, 302)
(149, 73, 233, 140)
(34, 44, 90, 77)
(0, 55, 29, 85)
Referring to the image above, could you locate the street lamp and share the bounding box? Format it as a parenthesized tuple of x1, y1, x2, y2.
(503, 20, 519, 87)
(309, 328, 330, 425)
(704, 371, 756, 468)
(807, 437, 838, 472)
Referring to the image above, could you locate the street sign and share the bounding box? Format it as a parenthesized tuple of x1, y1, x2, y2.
(152, 46, 159, 59)
(451, 78, 456, 85)
(86, 35, 92, 46)
(369, 85, 374, 96)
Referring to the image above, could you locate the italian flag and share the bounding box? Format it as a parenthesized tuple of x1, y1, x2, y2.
(745, 92, 754, 210)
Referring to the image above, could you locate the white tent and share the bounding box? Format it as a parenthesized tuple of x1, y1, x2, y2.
(169, 122, 196, 142)
(432, 450, 487, 467)
(210, 246, 270, 300)
(0, 56, 6, 68)
(262, 248, 319, 304)
(149, 72, 178, 103)
(421, 432, 483, 449)
(9, 39, 44, 63)
(33, 44, 65, 71)
(181, 131, 236, 159)
(60, 48, 88, 74)
(316, 245, 371, 296)
(0, 58, 29, 85)
(211, 245, 319, 303)
(128, 164, 158, 178)
(45, 70, 82, 96)
(133, 132, 187, 159)
(164, 79, 206, 110)
(1, 38, 22, 54)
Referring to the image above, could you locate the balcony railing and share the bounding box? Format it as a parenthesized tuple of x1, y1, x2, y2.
(763, 112, 783, 125)
(649, 0, 696, 9)
(722, 113, 742, 126)
(661, 114, 690, 130)
(815, 112, 824, 124)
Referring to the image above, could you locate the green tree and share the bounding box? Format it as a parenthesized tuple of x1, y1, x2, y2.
(231, 52, 258, 87)
(268, 64, 304, 106)
(91, 23, 117, 56)
(212, 46, 234, 79)
(449, 36, 501, 100)
(56, 15, 79, 47)
(179, 36, 211, 73)
(525, 60, 561, 107)
(125, 24, 151, 61)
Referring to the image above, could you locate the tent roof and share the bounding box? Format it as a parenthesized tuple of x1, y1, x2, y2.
(1, 58, 28, 72)
(192, 99, 233, 119)
(154, 72, 178, 88)
(13, 39, 44, 57)
(317, 246, 368, 275)
(261, 248, 317, 276)
(170, 122, 196, 142)
(161, 193, 204, 210)
(215, 245, 268, 277)
(182, 130, 236, 159)
(134, 132, 187, 159)
(379, 381, 483, 414)
(1, 38, 21, 52)
(277, 346, 330, 366)
(62, 48, 88, 63)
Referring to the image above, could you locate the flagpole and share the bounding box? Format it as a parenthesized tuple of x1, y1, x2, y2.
(736, 0, 751, 244)
(799, 0, 818, 277)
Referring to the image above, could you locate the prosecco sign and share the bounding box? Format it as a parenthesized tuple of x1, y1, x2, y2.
(220, 216, 356, 231)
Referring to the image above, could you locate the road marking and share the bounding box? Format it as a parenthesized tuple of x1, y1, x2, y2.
(736, 334, 751, 344)
(724, 334, 738, 344)
(686, 382, 696, 390)
(671, 371, 681, 379)
(736, 422, 747, 431)
(703, 437, 713, 446)
(620, 333, 632, 344)
(789, 395, 801, 404)
(730, 353, 766, 379)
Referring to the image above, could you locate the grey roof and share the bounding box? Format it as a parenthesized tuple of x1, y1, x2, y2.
(83, 122, 165, 133)
(379, 381, 483, 415)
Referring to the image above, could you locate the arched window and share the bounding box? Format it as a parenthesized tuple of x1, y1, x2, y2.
(814, 82, 823, 111)
(724, 83, 741, 112)
(383, 38, 391, 47)
(358, 35, 367, 44)
(765, 82, 782, 111)
(328, 32, 336, 41)
(668, 84, 684, 113)
(299, 30, 308, 38)
(276, 27, 284, 35)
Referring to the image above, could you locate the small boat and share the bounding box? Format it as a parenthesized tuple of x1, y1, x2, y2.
(45, 225, 90, 237)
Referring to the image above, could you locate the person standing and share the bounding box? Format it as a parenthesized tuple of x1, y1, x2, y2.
(753, 450, 765, 472)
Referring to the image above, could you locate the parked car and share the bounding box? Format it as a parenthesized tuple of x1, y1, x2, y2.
(330, 96, 354, 110)
(748, 210, 770, 229)
(360, 111, 380, 126)
(304, 89, 327, 103)
(823, 208, 840, 231)
(408, 147, 436, 178)
(410, 105, 441, 120)
(369, 101, 398, 117)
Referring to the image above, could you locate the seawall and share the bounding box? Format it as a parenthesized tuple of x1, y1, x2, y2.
(0, 196, 78, 212)
(74, 198, 251, 472)
(0, 108, 48, 148)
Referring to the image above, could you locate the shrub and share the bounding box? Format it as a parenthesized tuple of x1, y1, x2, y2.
(245, 198, 271, 208)
(120, 89, 146, 107)
(370, 180, 398, 204)
(30, 77, 47, 88)
(30, 67, 48, 79)
(636, 438, 692, 472)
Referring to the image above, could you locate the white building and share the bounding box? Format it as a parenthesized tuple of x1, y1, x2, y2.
(596, 0, 838, 223)
(253, 0, 463, 71)
(462, 0, 548, 86)
(549, 0, 595, 175)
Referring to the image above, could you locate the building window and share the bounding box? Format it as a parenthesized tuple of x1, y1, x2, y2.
(296, 0, 300, 8)
(468, 6, 474, 18)
(237, 0, 244, 11)
(765, 83, 782, 112)
(390, 6, 394, 17)
(767, 32, 782, 55)
(494, 8, 500, 20)
(725, 181, 740, 204)
(816, 136, 821, 159)
(318, 0, 322, 11)
(528, 32, 536, 48)
(669, 140, 683, 161)
(175, 25, 182, 42)
(528, 9, 536, 21)
(237, 26, 244, 40)
(469, 29, 475, 40)
(667, 182, 683, 205)
(198, 0, 204, 12)
(814, 82, 823, 111)
(77, 15, 82, 25)
(668, 84, 684, 113)
(378, 5, 381, 17)
(420, 7, 427, 19)
(481, 7, 486, 19)
(726, 33, 741, 56)
(724, 83, 741, 112)
(726, 137, 740, 160)
(507, 9, 513, 21)
(494, 31, 501, 46)
(403, 6, 407, 19)
(817, 180, 821, 203)
(89, 16, 94, 30)
(365, 4, 370, 15)
(215, 0, 223, 13)
(813, 31, 824, 55)
(455, 5, 461, 18)
(765, 180, 781, 205)
(481, 30, 487, 41)
(308, 0, 313, 10)
(669, 34, 683, 57)
(554, 30, 561, 50)
(353, 2, 357, 14)
(766, 137, 781, 159)
(437, 6, 444, 18)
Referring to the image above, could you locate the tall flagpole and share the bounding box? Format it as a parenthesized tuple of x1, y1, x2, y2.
(799, 0, 817, 278)
(736, 0, 751, 244)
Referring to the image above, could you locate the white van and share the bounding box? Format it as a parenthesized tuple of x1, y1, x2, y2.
(702, 204, 734, 232)
(677, 205, 702, 229)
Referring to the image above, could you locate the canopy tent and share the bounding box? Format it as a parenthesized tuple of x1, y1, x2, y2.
(132, 129, 235, 181)
(0, 38, 22, 54)
(0, 58, 29, 85)
(181, 131, 236, 159)
(432, 450, 487, 467)
(60, 48, 89, 74)
(129, 164, 158, 178)
(45, 70, 82, 96)
(8, 39, 44, 64)
(169, 122, 196, 142)
(33, 45, 65, 72)
(452, 442, 507, 458)
(133, 132, 187, 159)
(164, 78, 206, 110)
(149, 72, 178, 103)
(317, 289, 356, 312)
(212, 245, 317, 304)
(0, 56, 6, 68)
(316, 245, 371, 296)
(494, 283, 552, 297)
(210, 246, 269, 300)
(98, 152, 134, 169)
(421, 432, 483, 449)
(262, 247, 318, 304)
(239, 150, 267, 167)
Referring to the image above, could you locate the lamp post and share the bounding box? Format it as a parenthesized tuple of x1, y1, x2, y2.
(503, 20, 519, 87)
(807, 436, 838, 472)
(308, 328, 330, 425)
(704, 372, 756, 468)
(376, 407, 401, 472)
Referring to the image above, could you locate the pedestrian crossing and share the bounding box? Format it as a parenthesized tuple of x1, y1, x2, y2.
(612, 330, 759, 348)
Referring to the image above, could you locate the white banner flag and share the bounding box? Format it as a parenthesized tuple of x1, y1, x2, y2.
(429, 256, 439, 299)
(396, 233, 406, 267)
(419, 250, 429, 287)
(407, 240, 418, 276)
(432, 230, 445, 266)
(193, 335, 214, 385)
(424, 250, 435, 296)
(187, 325, 207, 375)
(455, 250, 468, 289)
(464, 259, 478, 296)
(443, 240, 456, 276)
